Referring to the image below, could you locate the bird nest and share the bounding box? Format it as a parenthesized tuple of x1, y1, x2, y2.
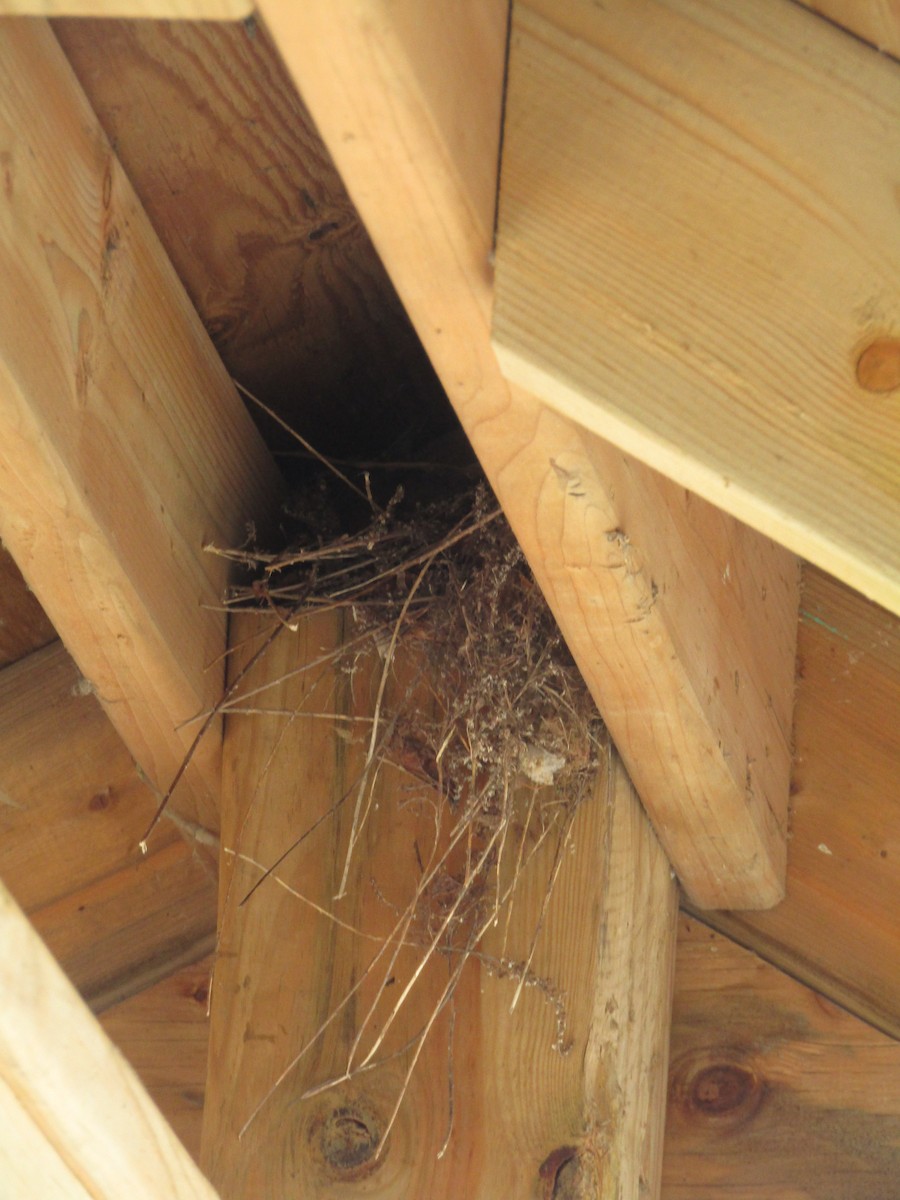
(146, 448, 605, 1156)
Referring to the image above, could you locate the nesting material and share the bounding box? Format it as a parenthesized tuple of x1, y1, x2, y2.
(213, 475, 606, 1150)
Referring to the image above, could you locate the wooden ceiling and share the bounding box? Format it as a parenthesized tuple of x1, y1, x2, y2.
(0, 2, 898, 1197)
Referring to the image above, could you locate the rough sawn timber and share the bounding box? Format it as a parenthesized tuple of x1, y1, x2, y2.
(0, 874, 221, 1200)
(493, 0, 900, 616)
(201, 612, 678, 1198)
(258, 0, 799, 910)
(0, 20, 279, 833)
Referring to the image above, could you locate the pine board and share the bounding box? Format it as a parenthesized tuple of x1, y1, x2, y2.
(493, 0, 900, 614)
(694, 565, 900, 1039)
(0, 876, 219, 1200)
(0, 543, 55, 669)
(0, 641, 217, 1009)
(100, 954, 214, 1163)
(2, 0, 249, 16)
(0, 19, 278, 831)
(260, 0, 799, 911)
(202, 611, 677, 1198)
(797, 0, 900, 55)
(663, 915, 900, 1197)
(54, 16, 455, 465)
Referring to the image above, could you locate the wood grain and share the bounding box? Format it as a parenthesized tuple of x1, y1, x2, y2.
(691, 565, 900, 1040)
(663, 915, 900, 1197)
(201, 612, 677, 1198)
(493, 0, 900, 615)
(0, 19, 279, 831)
(100, 954, 214, 1163)
(0, 543, 55, 668)
(258, 0, 798, 910)
(0, 641, 217, 1009)
(0, 875, 221, 1200)
(101, 918, 900, 1197)
(796, 0, 900, 56)
(2, 0, 250, 17)
(54, 16, 455, 467)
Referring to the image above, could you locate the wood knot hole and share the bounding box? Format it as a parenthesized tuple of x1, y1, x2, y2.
(688, 1062, 764, 1124)
(318, 1104, 381, 1174)
(539, 1146, 598, 1199)
(856, 337, 900, 393)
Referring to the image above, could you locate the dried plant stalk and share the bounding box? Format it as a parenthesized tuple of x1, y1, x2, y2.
(215, 471, 606, 1154)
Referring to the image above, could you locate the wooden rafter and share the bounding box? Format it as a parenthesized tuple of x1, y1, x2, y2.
(493, 0, 900, 616)
(0, 20, 279, 832)
(0, 875, 220, 1199)
(257, 0, 799, 910)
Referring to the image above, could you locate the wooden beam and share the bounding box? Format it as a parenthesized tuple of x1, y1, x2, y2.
(664, 915, 900, 1197)
(0, 875, 220, 1199)
(257, 0, 798, 909)
(102, 916, 900, 1197)
(796, 0, 900, 56)
(0, 20, 279, 833)
(53, 17, 453, 461)
(0, 0, 251, 18)
(0, 641, 217, 1009)
(201, 613, 678, 1197)
(493, 0, 900, 616)
(690, 566, 900, 1041)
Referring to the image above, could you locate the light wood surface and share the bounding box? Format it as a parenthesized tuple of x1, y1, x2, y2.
(102, 921, 900, 1197)
(100, 954, 215, 1163)
(493, 0, 900, 616)
(663, 915, 900, 1196)
(2, 0, 250, 15)
(693, 565, 900, 1040)
(797, 0, 900, 55)
(0, 545, 55, 668)
(0, 19, 279, 834)
(54, 16, 454, 464)
(0, 875, 221, 1200)
(202, 612, 677, 1197)
(0, 641, 217, 1008)
(259, 0, 799, 910)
